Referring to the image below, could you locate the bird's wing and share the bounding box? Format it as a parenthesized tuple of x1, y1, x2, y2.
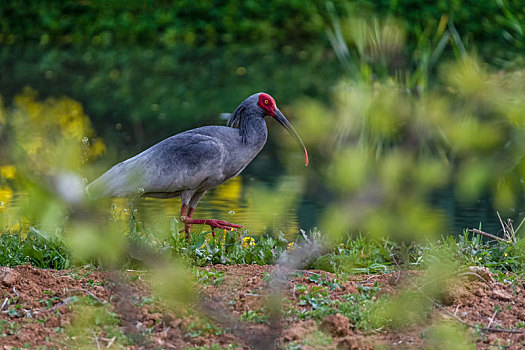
(87, 128, 236, 198)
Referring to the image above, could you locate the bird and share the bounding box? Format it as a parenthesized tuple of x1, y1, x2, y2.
(86, 92, 309, 236)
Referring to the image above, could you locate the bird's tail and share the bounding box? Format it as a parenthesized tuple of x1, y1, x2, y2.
(86, 162, 143, 199)
(85, 175, 110, 200)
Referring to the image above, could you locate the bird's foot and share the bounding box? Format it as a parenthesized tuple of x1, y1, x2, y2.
(205, 219, 243, 232)
(182, 218, 243, 236)
(184, 224, 192, 239)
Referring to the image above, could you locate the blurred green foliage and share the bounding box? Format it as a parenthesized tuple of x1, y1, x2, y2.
(295, 17, 525, 239)
(351, 0, 525, 68)
(1, 1, 522, 59)
(425, 322, 474, 350)
(0, 0, 333, 47)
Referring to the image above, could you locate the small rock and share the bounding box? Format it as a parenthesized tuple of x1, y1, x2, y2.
(337, 338, 359, 350)
(320, 313, 350, 336)
(467, 266, 494, 284)
(282, 320, 317, 341)
(170, 318, 182, 328)
(0, 267, 19, 286)
(337, 336, 370, 350)
(492, 290, 512, 301)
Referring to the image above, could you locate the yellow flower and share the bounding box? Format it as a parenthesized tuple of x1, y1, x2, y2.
(0, 186, 13, 210)
(22, 135, 43, 156)
(0, 165, 16, 179)
(89, 138, 107, 158)
(287, 242, 295, 251)
(242, 236, 255, 249)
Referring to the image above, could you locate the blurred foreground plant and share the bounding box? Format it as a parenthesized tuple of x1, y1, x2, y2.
(3, 87, 105, 173)
(0, 88, 106, 230)
(293, 16, 525, 242)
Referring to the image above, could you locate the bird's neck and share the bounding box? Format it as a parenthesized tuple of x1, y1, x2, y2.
(239, 112, 268, 147)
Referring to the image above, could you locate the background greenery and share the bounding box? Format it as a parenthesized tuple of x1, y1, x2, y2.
(1, 0, 524, 152)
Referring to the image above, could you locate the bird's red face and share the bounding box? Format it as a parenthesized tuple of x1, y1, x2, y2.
(257, 93, 276, 117)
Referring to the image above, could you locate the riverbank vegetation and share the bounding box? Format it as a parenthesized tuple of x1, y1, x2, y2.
(1, 218, 525, 348)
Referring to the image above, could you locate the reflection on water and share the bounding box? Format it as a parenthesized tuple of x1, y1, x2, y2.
(131, 176, 302, 236)
(1, 165, 522, 238)
(1, 174, 305, 238)
(0, 186, 13, 210)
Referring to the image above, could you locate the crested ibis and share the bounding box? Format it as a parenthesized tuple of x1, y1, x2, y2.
(87, 92, 309, 235)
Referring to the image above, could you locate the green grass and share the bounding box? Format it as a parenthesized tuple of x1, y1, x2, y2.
(441, 231, 525, 272)
(241, 308, 269, 323)
(286, 330, 333, 350)
(286, 278, 381, 329)
(195, 268, 225, 286)
(308, 230, 525, 277)
(164, 223, 293, 266)
(64, 296, 130, 348)
(306, 234, 397, 274)
(1, 214, 524, 283)
(0, 226, 70, 269)
(186, 317, 224, 338)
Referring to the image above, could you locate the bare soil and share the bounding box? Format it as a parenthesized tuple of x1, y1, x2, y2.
(0, 264, 524, 349)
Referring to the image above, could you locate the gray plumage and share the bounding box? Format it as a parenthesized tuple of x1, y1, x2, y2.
(87, 92, 307, 232)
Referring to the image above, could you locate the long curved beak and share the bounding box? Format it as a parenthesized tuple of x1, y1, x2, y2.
(274, 108, 309, 166)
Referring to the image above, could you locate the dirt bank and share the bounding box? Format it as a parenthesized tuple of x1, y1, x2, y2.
(0, 264, 523, 349)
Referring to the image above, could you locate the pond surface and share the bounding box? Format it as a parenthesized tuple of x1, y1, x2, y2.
(2, 156, 522, 240)
(134, 158, 525, 238)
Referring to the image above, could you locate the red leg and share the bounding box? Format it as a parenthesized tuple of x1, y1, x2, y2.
(180, 204, 192, 238)
(185, 207, 194, 236)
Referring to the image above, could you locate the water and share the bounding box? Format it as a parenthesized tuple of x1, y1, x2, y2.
(2, 180, 523, 239)
(135, 175, 305, 236)
(431, 190, 525, 238)
(1, 158, 523, 238)
(0, 173, 308, 238)
(2, 173, 515, 241)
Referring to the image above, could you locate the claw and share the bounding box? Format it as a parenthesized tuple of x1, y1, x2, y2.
(181, 217, 243, 237)
(205, 219, 243, 230)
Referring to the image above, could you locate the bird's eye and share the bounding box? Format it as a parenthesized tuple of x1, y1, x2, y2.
(264, 99, 269, 105)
